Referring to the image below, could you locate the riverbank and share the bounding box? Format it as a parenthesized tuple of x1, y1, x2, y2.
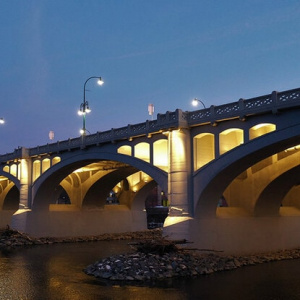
(2, 226, 300, 283)
(0, 226, 162, 249)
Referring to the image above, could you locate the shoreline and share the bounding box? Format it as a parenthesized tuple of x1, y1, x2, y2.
(1, 227, 300, 283)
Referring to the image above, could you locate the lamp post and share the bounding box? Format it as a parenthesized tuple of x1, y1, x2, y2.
(191, 98, 206, 109)
(78, 76, 104, 135)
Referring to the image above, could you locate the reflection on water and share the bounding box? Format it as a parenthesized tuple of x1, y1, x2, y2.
(1, 241, 300, 299)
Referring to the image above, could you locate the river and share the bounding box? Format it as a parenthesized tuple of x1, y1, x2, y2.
(0, 241, 300, 300)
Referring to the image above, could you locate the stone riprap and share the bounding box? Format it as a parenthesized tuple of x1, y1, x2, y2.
(84, 245, 300, 282)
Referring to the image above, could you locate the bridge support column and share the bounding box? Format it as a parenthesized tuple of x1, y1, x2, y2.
(19, 148, 32, 209)
(11, 148, 32, 233)
(167, 129, 191, 214)
(164, 128, 192, 240)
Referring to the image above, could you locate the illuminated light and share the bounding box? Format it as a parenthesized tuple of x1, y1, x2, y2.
(79, 76, 104, 135)
(0, 118, 5, 124)
(171, 130, 185, 159)
(79, 129, 85, 135)
(153, 139, 168, 169)
(194, 132, 215, 170)
(52, 156, 61, 165)
(42, 158, 51, 173)
(33, 160, 41, 181)
(0, 176, 8, 181)
(252, 123, 271, 130)
(10, 164, 17, 177)
(164, 216, 192, 227)
(285, 144, 300, 152)
(134, 142, 150, 162)
(13, 208, 31, 216)
(219, 128, 243, 155)
(118, 145, 132, 156)
(249, 123, 276, 140)
(97, 77, 104, 85)
(191, 98, 206, 108)
(21, 158, 29, 182)
(77, 110, 84, 116)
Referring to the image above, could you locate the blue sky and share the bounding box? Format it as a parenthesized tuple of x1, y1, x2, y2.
(1, 0, 300, 153)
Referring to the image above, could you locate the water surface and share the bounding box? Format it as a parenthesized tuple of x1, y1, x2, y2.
(1, 241, 300, 299)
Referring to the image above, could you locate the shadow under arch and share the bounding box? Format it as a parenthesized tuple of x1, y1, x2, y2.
(131, 180, 157, 211)
(254, 164, 300, 216)
(0, 172, 21, 212)
(194, 123, 300, 218)
(2, 185, 19, 211)
(32, 150, 167, 210)
(82, 166, 139, 208)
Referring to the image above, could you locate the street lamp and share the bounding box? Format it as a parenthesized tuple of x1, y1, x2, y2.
(78, 76, 104, 135)
(0, 118, 4, 124)
(191, 98, 206, 109)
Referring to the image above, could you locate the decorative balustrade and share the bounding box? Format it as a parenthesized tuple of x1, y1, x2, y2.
(1, 87, 300, 162)
(188, 87, 300, 125)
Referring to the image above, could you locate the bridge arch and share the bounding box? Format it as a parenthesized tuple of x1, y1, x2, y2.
(254, 164, 300, 216)
(32, 150, 167, 210)
(0, 171, 20, 212)
(194, 123, 300, 218)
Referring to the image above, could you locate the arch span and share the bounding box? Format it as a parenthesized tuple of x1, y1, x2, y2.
(255, 165, 300, 216)
(83, 166, 139, 207)
(32, 150, 167, 210)
(0, 171, 20, 189)
(194, 123, 300, 218)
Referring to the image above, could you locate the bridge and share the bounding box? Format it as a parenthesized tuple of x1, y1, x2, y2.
(1, 87, 300, 254)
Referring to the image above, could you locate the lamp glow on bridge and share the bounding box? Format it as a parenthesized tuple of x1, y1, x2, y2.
(0, 118, 5, 124)
(192, 98, 206, 108)
(78, 76, 104, 135)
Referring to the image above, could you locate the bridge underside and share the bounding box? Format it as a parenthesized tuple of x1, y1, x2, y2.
(164, 142, 300, 255)
(3, 158, 167, 237)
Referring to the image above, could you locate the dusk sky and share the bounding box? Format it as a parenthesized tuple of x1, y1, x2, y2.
(1, 0, 300, 154)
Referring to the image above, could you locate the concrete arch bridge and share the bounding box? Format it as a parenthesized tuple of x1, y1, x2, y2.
(1, 87, 300, 254)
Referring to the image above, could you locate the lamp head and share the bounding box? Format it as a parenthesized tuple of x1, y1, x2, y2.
(97, 77, 104, 86)
(192, 98, 206, 108)
(192, 98, 199, 107)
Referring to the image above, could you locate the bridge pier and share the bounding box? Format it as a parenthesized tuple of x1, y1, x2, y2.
(19, 148, 32, 209)
(167, 129, 191, 215)
(164, 128, 192, 240)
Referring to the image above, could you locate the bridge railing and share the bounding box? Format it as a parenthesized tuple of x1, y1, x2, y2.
(0, 110, 181, 162)
(187, 87, 300, 125)
(1, 87, 300, 161)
